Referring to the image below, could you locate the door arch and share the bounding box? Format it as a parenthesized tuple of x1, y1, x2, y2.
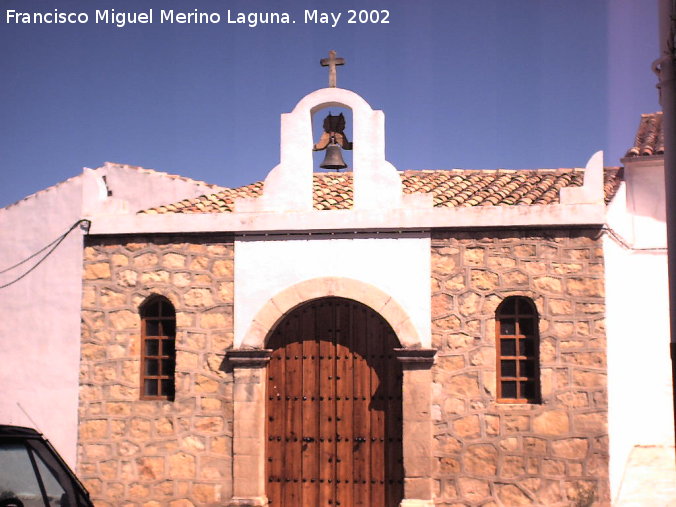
(265, 297, 404, 506)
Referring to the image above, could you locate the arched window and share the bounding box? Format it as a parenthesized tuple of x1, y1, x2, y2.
(496, 296, 540, 403)
(140, 295, 176, 400)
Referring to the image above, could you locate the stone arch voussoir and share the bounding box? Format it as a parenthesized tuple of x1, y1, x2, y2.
(240, 277, 421, 349)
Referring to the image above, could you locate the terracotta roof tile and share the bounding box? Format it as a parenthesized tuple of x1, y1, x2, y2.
(625, 112, 664, 158)
(142, 168, 622, 214)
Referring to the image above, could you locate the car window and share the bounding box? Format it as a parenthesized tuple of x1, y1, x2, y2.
(0, 442, 44, 507)
(34, 452, 67, 506)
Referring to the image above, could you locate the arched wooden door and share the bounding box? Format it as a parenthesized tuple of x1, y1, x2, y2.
(266, 297, 404, 506)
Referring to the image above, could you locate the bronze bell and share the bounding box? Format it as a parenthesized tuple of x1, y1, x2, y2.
(319, 138, 347, 170)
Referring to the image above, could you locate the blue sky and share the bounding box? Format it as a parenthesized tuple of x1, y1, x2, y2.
(0, 0, 660, 208)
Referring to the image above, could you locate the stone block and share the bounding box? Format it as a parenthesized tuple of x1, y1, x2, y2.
(194, 374, 220, 394)
(184, 288, 214, 307)
(465, 444, 497, 475)
(542, 458, 566, 477)
(488, 255, 517, 269)
(200, 312, 229, 329)
(134, 253, 159, 267)
(533, 410, 569, 436)
(129, 418, 151, 439)
(84, 262, 111, 280)
(173, 272, 192, 287)
(452, 415, 481, 439)
(403, 478, 433, 501)
(503, 414, 530, 433)
(212, 259, 233, 277)
(194, 416, 224, 434)
(84, 246, 105, 261)
(234, 436, 263, 456)
(572, 370, 606, 388)
(573, 412, 607, 433)
(447, 373, 481, 397)
(513, 244, 536, 257)
(533, 276, 563, 294)
(563, 248, 591, 260)
(548, 298, 573, 315)
(457, 477, 490, 503)
(562, 351, 605, 367)
(189, 256, 210, 270)
(193, 483, 221, 503)
(210, 436, 229, 455)
(435, 315, 462, 332)
(501, 455, 526, 478)
(502, 270, 529, 286)
(470, 269, 499, 291)
(496, 483, 532, 505)
(168, 500, 195, 507)
(162, 253, 187, 268)
(539, 244, 559, 259)
(433, 253, 458, 276)
(464, 247, 486, 266)
(435, 435, 462, 454)
(80, 419, 108, 440)
(551, 438, 589, 459)
(200, 457, 228, 480)
(118, 441, 140, 457)
(498, 437, 519, 451)
(116, 269, 138, 287)
(130, 483, 151, 498)
(459, 292, 482, 316)
(140, 270, 171, 284)
(432, 293, 454, 316)
(217, 281, 234, 302)
(521, 437, 546, 456)
(137, 456, 165, 481)
(437, 456, 460, 474)
(233, 456, 264, 496)
(168, 452, 196, 479)
(443, 274, 466, 293)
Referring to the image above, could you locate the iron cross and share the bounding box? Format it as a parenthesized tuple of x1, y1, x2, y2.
(320, 50, 345, 88)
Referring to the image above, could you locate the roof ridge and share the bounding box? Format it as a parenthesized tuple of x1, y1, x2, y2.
(1, 172, 85, 211)
(142, 167, 621, 215)
(101, 162, 223, 189)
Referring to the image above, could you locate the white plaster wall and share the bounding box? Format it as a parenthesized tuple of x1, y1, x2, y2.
(604, 175, 674, 501)
(623, 159, 667, 248)
(93, 163, 224, 213)
(0, 176, 86, 466)
(0, 165, 221, 466)
(234, 233, 431, 348)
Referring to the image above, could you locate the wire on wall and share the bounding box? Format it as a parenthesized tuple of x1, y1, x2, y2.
(0, 219, 91, 290)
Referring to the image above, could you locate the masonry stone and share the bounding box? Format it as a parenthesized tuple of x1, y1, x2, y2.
(79, 237, 235, 506)
(77, 225, 610, 506)
(430, 229, 609, 505)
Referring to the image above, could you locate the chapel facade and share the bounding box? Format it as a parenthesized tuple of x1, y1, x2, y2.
(75, 59, 641, 506)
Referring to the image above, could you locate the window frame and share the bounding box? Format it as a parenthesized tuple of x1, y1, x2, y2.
(495, 296, 541, 404)
(139, 295, 176, 401)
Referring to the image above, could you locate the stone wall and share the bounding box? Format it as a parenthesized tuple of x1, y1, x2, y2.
(79, 235, 234, 506)
(430, 229, 609, 506)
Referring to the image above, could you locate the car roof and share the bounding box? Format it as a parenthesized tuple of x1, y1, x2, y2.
(0, 424, 43, 439)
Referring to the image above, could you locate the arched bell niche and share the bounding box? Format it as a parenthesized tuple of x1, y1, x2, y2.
(311, 106, 354, 173)
(234, 88, 432, 213)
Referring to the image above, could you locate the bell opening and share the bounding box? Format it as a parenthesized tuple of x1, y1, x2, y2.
(312, 107, 353, 172)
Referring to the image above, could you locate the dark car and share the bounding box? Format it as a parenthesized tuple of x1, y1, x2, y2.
(0, 425, 93, 507)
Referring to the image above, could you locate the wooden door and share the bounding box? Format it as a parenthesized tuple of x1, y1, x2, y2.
(266, 297, 403, 507)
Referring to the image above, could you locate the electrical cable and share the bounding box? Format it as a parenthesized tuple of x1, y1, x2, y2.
(0, 219, 90, 290)
(602, 225, 668, 252)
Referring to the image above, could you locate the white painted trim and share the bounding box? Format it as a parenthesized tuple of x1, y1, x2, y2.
(560, 151, 605, 205)
(87, 202, 606, 236)
(234, 87, 429, 213)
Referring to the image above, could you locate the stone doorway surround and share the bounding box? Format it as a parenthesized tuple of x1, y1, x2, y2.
(226, 278, 436, 507)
